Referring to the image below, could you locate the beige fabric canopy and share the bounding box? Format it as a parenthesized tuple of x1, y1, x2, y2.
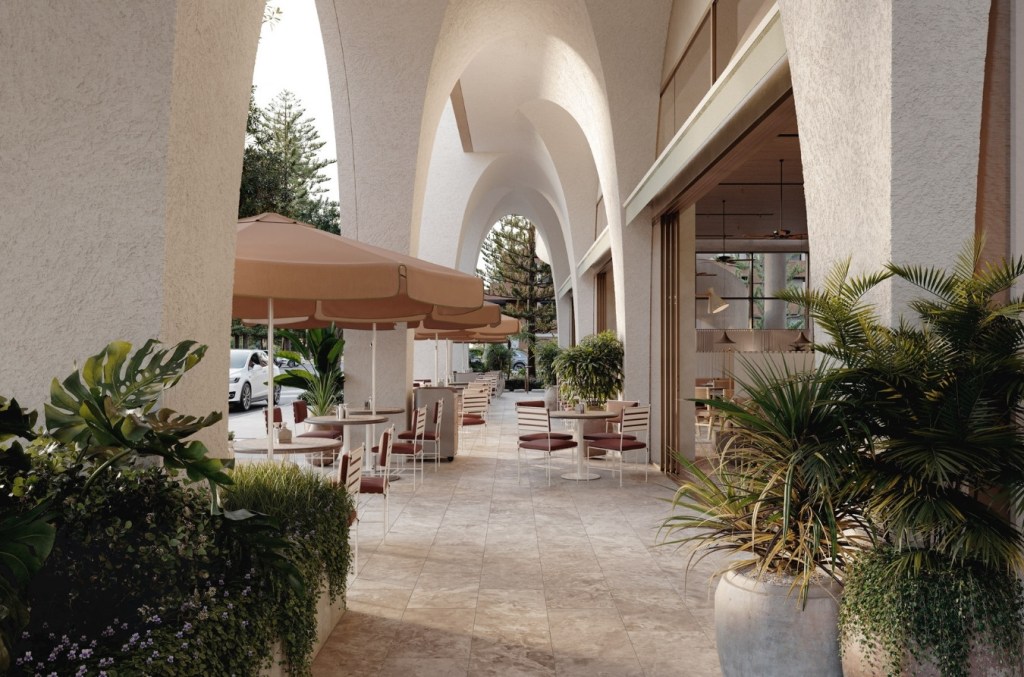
(231, 212, 484, 451)
(233, 213, 484, 320)
(414, 315, 521, 342)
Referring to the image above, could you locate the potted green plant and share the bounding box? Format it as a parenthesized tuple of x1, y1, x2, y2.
(534, 341, 563, 409)
(553, 331, 624, 409)
(779, 241, 1024, 676)
(661, 358, 869, 677)
(275, 326, 345, 417)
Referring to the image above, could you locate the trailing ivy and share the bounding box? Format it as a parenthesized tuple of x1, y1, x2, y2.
(223, 462, 354, 675)
(839, 548, 1024, 677)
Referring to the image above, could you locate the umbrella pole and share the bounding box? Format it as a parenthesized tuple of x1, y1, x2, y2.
(433, 332, 439, 385)
(445, 339, 451, 386)
(267, 298, 275, 460)
(371, 323, 377, 415)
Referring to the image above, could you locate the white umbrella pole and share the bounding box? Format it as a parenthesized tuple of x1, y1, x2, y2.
(370, 323, 377, 415)
(267, 298, 275, 460)
(433, 332, 439, 384)
(445, 340, 451, 386)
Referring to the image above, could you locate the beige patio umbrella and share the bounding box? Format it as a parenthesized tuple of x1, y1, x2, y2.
(233, 213, 484, 456)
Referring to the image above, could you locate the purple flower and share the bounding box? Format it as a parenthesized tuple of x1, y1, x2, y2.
(80, 648, 92, 659)
(99, 657, 114, 667)
(167, 656, 174, 663)
(75, 665, 87, 677)
(183, 622, 192, 632)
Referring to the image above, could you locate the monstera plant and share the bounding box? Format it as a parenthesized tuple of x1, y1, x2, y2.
(0, 340, 295, 671)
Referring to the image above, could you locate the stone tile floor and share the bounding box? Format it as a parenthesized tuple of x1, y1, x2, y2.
(236, 391, 724, 676)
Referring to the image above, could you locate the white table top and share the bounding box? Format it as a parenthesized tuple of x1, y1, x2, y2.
(233, 437, 342, 455)
(549, 409, 617, 421)
(306, 414, 390, 427)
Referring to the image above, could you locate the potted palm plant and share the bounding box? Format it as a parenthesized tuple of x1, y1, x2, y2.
(554, 331, 624, 409)
(534, 341, 563, 409)
(275, 326, 345, 417)
(661, 358, 871, 677)
(778, 240, 1024, 677)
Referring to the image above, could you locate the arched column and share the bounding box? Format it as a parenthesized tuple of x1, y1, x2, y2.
(779, 0, 990, 323)
(0, 1, 263, 456)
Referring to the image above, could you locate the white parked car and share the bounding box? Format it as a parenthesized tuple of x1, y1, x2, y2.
(228, 349, 281, 411)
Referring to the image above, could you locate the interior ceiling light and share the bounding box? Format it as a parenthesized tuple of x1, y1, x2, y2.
(707, 287, 729, 314)
(715, 199, 735, 265)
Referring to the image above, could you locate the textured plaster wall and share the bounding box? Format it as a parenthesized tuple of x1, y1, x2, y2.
(780, 0, 988, 323)
(0, 2, 261, 460)
(316, 0, 448, 419)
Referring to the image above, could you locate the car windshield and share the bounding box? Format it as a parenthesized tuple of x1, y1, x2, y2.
(229, 351, 248, 369)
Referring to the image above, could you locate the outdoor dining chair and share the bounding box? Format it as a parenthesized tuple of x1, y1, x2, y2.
(392, 405, 427, 487)
(333, 443, 364, 573)
(585, 406, 651, 487)
(400, 398, 443, 470)
(516, 405, 576, 485)
(364, 425, 395, 537)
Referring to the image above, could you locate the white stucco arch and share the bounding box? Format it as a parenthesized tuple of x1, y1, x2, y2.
(410, 0, 626, 332)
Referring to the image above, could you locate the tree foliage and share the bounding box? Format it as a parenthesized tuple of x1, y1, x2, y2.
(239, 89, 340, 234)
(477, 215, 556, 382)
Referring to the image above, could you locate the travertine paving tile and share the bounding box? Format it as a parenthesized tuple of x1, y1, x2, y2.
(311, 390, 723, 676)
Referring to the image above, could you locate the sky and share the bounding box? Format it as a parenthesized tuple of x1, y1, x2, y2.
(252, 0, 340, 204)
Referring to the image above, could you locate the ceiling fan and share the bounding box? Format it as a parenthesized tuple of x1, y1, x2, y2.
(740, 159, 808, 240)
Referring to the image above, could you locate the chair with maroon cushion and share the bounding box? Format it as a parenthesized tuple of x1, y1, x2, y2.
(363, 425, 395, 536)
(263, 406, 283, 430)
(290, 400, 343, 466)
(460, 390, 489, 428)
(585, 406, 651, 487)
(392, 406, 427, 487)
(516, 402, 572, 442)
(583, 400, 639, 460)
(397, 398, 442, 470)
(332, 443, 364, 572)
(516, 406, 577, 485)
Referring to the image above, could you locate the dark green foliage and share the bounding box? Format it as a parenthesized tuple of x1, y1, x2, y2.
(777, 240, 1024, 575)
(477, 215, 557, 384)
(275, 326, 346, 416)
(661, 359, 871, 602)
(483, 344, 512, 375)
(239, 89, 340, 234)
(223, 463, 354, 674)
(3, 340, 354, 676)
(554, 331, 624, 406)
(839, 548, 1024, 677)
(776, 238, 1024, 674)
(534, 341, 563, 388)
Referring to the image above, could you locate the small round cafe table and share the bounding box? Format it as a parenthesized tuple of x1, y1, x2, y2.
(233, 436, 342, 463)
(549, 409, 617, 481)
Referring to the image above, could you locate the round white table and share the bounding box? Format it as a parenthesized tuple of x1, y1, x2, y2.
(306, 414, 390, 474)
(233, 436, 342, 461)
(549, 409, 616, 481)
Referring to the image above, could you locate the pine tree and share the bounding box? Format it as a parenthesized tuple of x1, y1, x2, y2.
(238, 89, 340, 234)
(477, 215, 557, 388)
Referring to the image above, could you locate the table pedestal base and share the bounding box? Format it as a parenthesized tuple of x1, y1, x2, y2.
(561, 471, 600, 481)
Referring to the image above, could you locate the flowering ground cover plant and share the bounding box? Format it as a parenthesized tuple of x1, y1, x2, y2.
(1, 340, 354, 676)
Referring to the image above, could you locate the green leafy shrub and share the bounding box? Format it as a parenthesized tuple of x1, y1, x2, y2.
(483, 344, 511, 374)
(276, 327, 346, 416)
(554, 331, 624, 407)
(3, 339, 354, 676)
(839, 548, 1024, 677)
(534, 341, 562, 388)
(660, 359, 871, 602)
(222, 462, 354, 675)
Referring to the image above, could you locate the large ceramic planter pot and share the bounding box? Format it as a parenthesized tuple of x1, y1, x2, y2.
(842, 633, 1023, 677)
(543, 386, 559, 410)
(715, 570, 843, 677)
